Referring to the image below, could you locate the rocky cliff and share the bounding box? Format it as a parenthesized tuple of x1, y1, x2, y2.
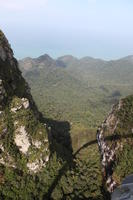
(1, 29, 133, 199)
(97, 95, 133, 194)
(0, 30, 49, 173)
(0, 30, 77, 200)
(0, 30, 105, 200)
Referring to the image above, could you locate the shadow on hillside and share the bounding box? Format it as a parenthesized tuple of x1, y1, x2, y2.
(44, 118, 73, 162)
(40, 116, 75, 199)
(74, 132, 133, 157)
(42, 125, 133, 199)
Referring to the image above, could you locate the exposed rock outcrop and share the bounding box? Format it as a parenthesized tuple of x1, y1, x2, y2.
(14, 125, 30, 154)
(97, 126, 118, 192)
(97, 96, 133, 193)
(0, 30, 49, 173)
(97, 107, 117, 192)
(97, 102, 123, 192)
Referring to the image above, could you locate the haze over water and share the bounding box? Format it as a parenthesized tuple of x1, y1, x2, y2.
(1, 0, 133, 60)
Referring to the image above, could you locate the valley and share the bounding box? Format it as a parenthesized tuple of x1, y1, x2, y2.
(19, 54, 133, 150)
(0, 29, 133, 199)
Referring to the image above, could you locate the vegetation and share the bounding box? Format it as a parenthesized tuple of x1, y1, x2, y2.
(19, 54, 133, 133)
(1, 30, 133, 199)
(112, 95, 133, 184)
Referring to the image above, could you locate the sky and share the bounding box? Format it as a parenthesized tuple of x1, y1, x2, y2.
(0, 0, 133, 60)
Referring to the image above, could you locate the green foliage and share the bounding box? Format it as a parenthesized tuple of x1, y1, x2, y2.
(2, 39, 133, 199)
(3, 106, 20, 159)
(114, 144, 133, 184)
(49, 144, 104, 200)
(17, 54, 133, 199)
(19, 55, 133, 132)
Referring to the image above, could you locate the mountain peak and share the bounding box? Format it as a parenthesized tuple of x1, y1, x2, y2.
(80, 56, 106, 63)
(36, 53, 54, 63)
(58, 55, 77, 60)
(57, 55, 78, 66)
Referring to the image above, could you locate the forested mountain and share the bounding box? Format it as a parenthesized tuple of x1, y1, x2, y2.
(19, 54, 133, 136)
(0, 29, 105, 200)
(1, 29, 133, 199)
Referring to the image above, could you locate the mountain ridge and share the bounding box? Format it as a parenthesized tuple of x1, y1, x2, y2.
(1, 29, 133, 199)
(19, 52, 133, 131)
(19, 53, 133, 64)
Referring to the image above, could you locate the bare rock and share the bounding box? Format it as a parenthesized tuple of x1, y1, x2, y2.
(14, 126, 30, 154)
(32, 140, 42, 149)
(27, 158, 46, 173)
(22, 98, 29, 109)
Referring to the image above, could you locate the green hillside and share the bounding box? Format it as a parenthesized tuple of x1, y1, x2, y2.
(0, 29, 106, 200)
(19, 54, 133, 138)
(1, 29, 133, 199)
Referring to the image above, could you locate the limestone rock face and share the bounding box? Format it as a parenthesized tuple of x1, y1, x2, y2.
(22, 98, 29, 109)
(0, 30, 49, 173)
(97, 95, 133, 193)
(14, 126, 30, 154)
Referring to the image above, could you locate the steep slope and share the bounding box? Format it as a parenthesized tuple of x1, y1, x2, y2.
(0, 30, 106, 200)
(0, 30, 49, 172)
(0, 30, 55, 199)
(97, 95, 133, 194)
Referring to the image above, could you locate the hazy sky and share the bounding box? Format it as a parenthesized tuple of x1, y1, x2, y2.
(0, 0, 133, 60)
